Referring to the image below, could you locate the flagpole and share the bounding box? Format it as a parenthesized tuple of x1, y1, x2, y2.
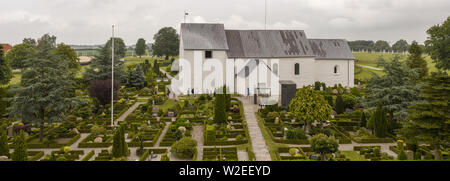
(111, 25, 115, 127)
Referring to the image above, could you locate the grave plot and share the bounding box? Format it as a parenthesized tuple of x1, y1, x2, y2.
(203, 98, 250, 146)
(353, 146, 394, 161)
(42, 148, 85, 161)
(122, 121, 165, 147)
(138, 148, 168, 161)
(125, 96, 172, 122)
(259, 109, 310, 145)
(27, 151, 45, 161)
(21, 122, 81, 149)
(202, 147, 239, 161)
(159, 121, 192, 147)
(94, 150, 112, 161)
(78, 132, 114, 148)
(275, 147, 356, 161)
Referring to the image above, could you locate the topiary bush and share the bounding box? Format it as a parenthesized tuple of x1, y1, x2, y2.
(170, 137, 197, 159)
(398, 150, 407, 160)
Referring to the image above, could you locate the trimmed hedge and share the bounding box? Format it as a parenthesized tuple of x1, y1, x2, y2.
(81, 150, 95, 161)
(204, 140, 248, 146)
(28, 151, 44, 161)
(78, 134, 112, 148)
(353, 146, 381, 151)
(26, 134, 81, 149)
(203, 147, 238, 161)
(353, 138, 394, 143)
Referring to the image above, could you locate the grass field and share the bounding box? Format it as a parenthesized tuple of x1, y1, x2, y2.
(353, 52, 439, 80)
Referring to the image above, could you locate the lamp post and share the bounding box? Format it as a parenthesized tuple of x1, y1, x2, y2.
(111, 25, 115, 127)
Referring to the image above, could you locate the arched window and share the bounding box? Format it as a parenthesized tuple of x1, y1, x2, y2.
(334, 65, 339, 74)
(294, 63, 300, 75)
(245, 66, 249, 77)
(273, 63, 279, 76)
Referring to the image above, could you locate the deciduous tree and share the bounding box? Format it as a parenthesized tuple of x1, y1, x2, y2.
(392, 39, 409, 53)
(89, 79, 119, 105)
(0, 45, 12, 85)
(425, 16, 450, 71)
(152, 27, 179, 60)
(5, 43, 37, 69)
(135, 38, 147, 58)
(289, 87, 332, 132)
(310, 133, 339, 161)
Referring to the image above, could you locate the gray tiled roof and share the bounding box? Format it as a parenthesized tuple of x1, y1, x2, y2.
(308, 39, 355, 60)
(225, 30, 315, 58)
(180, 23, 229, 50)
(180, 23, 355, 60)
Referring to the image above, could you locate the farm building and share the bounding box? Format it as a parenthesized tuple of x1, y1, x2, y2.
(0, 43, 12, 54)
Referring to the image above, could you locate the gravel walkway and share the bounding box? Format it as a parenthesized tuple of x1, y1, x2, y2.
(192, 125, 204, 161)
(237, 97, 271, 161)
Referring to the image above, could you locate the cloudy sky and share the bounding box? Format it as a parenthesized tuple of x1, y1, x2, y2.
(0, 0, 449, 45)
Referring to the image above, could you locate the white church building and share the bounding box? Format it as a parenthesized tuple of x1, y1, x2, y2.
(172, 23, 355, 104)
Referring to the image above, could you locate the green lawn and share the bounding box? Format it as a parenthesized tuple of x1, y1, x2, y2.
(340, 151, 367, 161)
(353, 52, 440, 80)
(353, 52, 438, 72)
(158, 99, 175, 112)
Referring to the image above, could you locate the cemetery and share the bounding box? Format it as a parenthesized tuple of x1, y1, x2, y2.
(0, 16, 448, 162)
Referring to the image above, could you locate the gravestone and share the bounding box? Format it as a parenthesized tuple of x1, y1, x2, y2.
(7, 125, 13, 137)
(94, 137, 103, 143)
(168, 111, 175, 117)
(283, 127, 288, 140)
(406, 150, 414, 160)
(0, 156, 9, 161)
(178, 126, 186, 137)
(72, 128, 79, 134)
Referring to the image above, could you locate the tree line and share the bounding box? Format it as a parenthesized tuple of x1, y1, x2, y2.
(348, 39, 426, 53)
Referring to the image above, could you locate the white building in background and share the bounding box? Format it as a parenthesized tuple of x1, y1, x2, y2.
(173, 23, 355, 101)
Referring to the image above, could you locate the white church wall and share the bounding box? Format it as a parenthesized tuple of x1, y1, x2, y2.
(314, 59, 354, 87)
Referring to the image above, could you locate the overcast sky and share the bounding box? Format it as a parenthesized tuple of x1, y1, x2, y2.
(0, 0, 449, 46)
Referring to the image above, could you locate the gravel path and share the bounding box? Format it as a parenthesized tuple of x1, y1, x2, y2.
(357, 64, 383, 71)
(114, 101, 146, 125)
(192, 125, 204, 161)
(154, 124, 169, 147)
(237, 97, 271, 161)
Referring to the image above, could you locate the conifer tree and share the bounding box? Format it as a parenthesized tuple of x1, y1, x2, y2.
(0, 129, 9, 157)
(129, 64, 146, 89)
(112, 125, 128, 158)
(84, 38, 127, 83)
(406, 41, 428, 79)
(373, 104, 388, 138)
(12, 130, 27, 161)
(335, 95, 345, 114)
(214, 89, 227, 124)
(400, 72, 450, 160)
(360, 111, 367, 128)
(10, 34, 76, 142)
